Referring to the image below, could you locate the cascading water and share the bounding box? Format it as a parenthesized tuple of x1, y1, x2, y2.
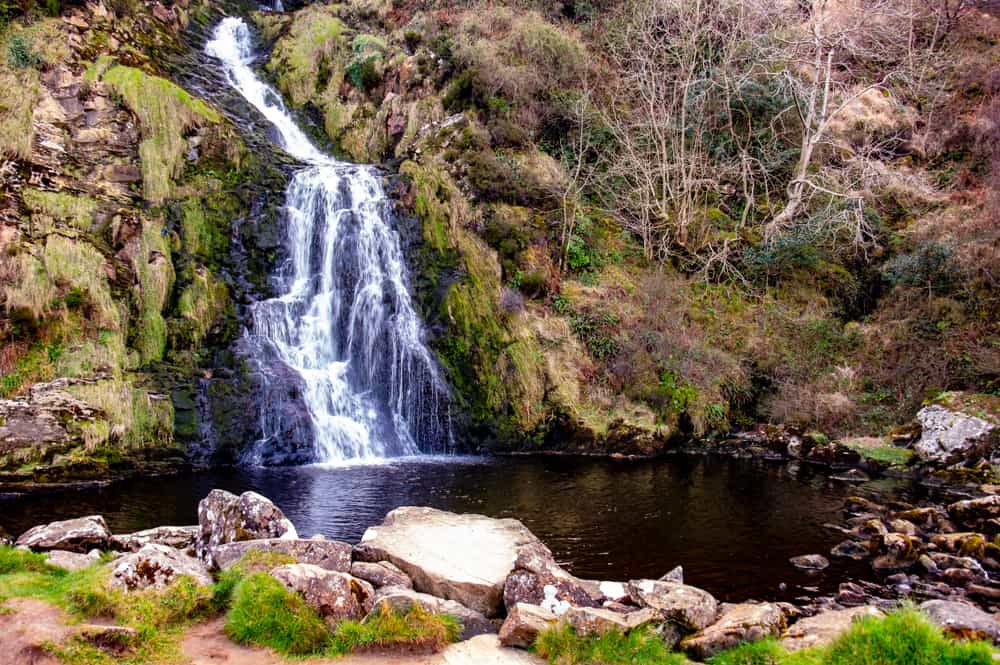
(205, 18, 451, 464)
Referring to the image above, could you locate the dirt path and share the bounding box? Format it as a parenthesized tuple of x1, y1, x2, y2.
(0, 599, 544, 665)
(0, 598, 75, 665)
(181, 619, 544, 665)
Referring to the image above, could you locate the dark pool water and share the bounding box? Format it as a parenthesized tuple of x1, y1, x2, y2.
(0, 455, 932, 602)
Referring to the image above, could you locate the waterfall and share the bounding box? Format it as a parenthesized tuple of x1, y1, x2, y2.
(205, 18, 452, 463)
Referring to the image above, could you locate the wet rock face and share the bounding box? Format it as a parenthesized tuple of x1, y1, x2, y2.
(270, 564, 375, 626)
(914, 402, 999, 466)
(356, 506, 544, 617)
(109, 543, 212, 590)
(626, 579, 719, 631)
(15, 515, 110, 553)
(681, 602, 786, 660)
(196, 489, 298, 564)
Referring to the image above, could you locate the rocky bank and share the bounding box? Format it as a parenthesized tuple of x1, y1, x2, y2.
(7, 487, 1000, 661)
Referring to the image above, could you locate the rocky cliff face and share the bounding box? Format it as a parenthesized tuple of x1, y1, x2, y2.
(0, 0, 288, 483)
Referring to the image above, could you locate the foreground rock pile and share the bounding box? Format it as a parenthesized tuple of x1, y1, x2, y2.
(12, 489, 1000, 660)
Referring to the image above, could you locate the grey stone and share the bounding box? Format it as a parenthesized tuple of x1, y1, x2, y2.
(270, 563, 374, 626)
(682, 602, 785, 660)
(350, 560, 412, 589)
(16, 515, 110, 553)
(196, 490, 297, 564)
(914, 403, 999, 465)
(499, 603, 558, 648)
(781, 606, 883, 652)
(626, 579, 719, 631)
(921, 600, 1000, 644)
(211, 538, 351, 572)
(108, 543, 212, 591)
(110, 526, 198, 553)
(370, 585, 495, 641)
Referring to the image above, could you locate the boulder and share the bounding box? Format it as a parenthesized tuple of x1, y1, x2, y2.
(370, 586, 495, 641)
(681, 603, 785, 660)
(498, 603, 558, 648)
(566, 606, 659, 637)
(16, 515, 110, 553)
(913, 397, 999, 466)
(45, 549, 98, 571)
(196, 490, 297, 564)
(108, 543, 212, 590)
(626, 579, 718, 631)
(350, 561, 413, 589)
(110, 526, 198, 553)
(789, 554, 830, 570)
(920, 600, 1000, 643)
(357, 507, 544, 616)
(503, 542, 603, 613)
(781, 606, 883, 652)
(948, 496, 1000, 531)
(211, 538, 351, 572)
(270, 564, 374, 626)
(831, 540, 870, 560)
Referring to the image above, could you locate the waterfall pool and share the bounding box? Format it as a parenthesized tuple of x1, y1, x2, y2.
(0, 454, 931, 602)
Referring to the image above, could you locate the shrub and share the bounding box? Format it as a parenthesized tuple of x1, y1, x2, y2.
(224, 572, 330, 655)
(7, 34, 40, 68)
(882, 242, 957, 291)
(329, 604, 461, 655)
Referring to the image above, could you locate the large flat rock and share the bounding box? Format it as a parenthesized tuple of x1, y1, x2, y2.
(357, 507, 543, 617)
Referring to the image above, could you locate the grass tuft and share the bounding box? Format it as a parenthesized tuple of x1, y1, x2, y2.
(224, 572, 330, 655)
(328, 603, 461, 655)
(535, 623, 686, 665)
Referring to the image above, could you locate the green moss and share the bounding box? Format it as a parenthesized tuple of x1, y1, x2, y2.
(268, 5, 347, 108)
(842, 439, 914, 467)
(21, 188, 98, 230)
(100, 64, 221, 202)
(130, 220, 175, 365)
(176, 268, 229, 349)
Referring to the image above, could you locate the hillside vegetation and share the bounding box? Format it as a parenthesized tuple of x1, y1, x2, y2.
(258, 0, 1000, 449)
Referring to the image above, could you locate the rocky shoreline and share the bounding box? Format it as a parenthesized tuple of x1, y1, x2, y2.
(6, 487, 1000, 661)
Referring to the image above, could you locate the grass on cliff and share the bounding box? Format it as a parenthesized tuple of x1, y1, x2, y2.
(535, 608, 995, 665)
(97, 59, 221, 202)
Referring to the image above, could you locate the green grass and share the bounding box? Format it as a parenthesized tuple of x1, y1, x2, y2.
(329, 603, 461, 655)
(223, 572, 331, 655)
(534, 608, 995, 665)
(0, 545, 213, 664)
(535, 623, 687, 665)
(843, 440, 914, 467)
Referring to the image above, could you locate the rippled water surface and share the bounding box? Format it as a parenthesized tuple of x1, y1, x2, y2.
(0, 455, 931, 601)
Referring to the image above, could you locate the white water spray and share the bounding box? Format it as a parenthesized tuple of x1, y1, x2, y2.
(206, 18, 451, 463)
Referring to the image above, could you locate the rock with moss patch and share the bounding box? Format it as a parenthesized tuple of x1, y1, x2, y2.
(681, 602, 785, 659)
(565, 606, 659, 637)
(781, 606, 883, 652)
(921, 600, 1000, 643)
(109, 543, 212, 590)
(626, 579, 718, 631)
(16, 515, 110, 553)
(270, 563, 374, 626)
(370, 585, 495, 641)
(914, 394, 1000, 466)
(948, 496, 1000, 531)
(211, 537, 351, 572)
(196, 489, 298, 564)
